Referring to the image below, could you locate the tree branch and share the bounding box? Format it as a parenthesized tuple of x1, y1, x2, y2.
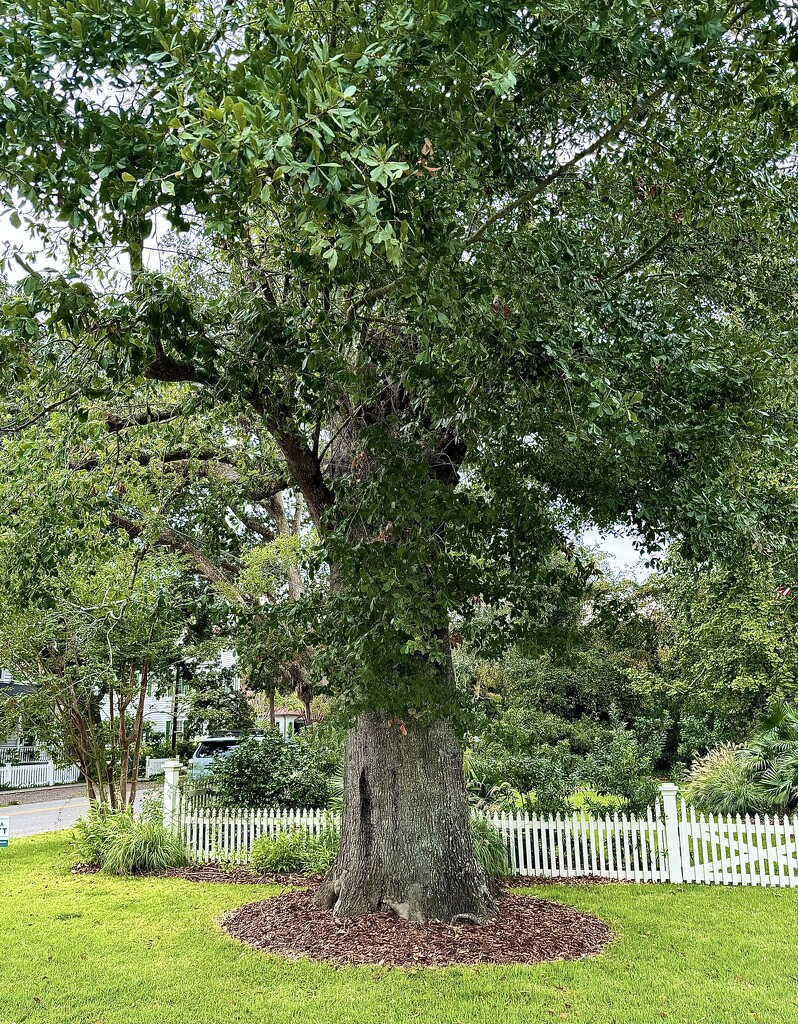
(464, 86, 669, 247)
(105, 406, 186, 433)
(109, 512, 248, 606)
(605, 228, 675, 282)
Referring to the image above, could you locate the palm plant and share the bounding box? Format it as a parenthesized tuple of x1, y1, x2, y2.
(738, 702, 798, 813)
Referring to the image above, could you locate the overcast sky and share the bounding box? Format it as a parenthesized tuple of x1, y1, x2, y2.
(580, 526, 655, 580)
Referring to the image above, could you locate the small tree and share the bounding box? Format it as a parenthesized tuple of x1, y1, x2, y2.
(0, 550, 185, 807)
(184, 664, 255, 737)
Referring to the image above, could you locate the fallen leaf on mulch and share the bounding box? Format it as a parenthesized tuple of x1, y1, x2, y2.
(222, 890, 612, 967)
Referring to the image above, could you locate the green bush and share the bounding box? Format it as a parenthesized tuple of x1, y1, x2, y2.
(211, 733, 292, 807)
(300, 825, 339, 874)
(250, 824, 340, 874)
(250, 830, 307, 872)
(210, 731, 335, 809)
(739, 702, 798, 812)
(470, 816, 510, 878)
(466, 729, 657, 817)
(71, 802, 188, 874)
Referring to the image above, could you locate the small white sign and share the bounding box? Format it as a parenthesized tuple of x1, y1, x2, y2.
(0, 816, 9, 848)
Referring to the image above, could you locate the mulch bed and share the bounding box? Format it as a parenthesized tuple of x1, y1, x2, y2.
(222, 889, 612, 967)
(158, 864, 318, 886)
(507, 874, 616, 887)
(71, 863, 100, 875)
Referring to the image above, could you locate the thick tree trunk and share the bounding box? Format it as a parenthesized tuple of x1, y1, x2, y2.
(316, 713, 496, 923)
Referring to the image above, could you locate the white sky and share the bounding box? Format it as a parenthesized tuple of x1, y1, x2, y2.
(580, 526, 655, 580)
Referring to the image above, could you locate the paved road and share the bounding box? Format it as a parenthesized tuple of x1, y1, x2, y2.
(2, 791, 150, 837)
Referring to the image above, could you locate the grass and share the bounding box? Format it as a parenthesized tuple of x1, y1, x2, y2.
(3, 834, 798, 1024)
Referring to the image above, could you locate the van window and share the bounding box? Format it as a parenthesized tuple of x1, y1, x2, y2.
(195, 739, 238, 758)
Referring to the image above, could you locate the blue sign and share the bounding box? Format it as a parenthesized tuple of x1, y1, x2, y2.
(0, 816, 8, 848)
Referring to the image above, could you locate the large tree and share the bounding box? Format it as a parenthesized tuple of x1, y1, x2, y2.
(3, 0, 798, 920)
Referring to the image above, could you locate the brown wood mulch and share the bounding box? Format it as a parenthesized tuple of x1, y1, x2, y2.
(507, 873, 617, 887)
(221, 889, 612, 967)
(157, 864, 319, 886)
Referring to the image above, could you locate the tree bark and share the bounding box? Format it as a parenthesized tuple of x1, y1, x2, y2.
(316, 713, 496, 923)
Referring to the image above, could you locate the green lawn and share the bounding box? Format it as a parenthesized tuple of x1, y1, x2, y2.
(3, 834, 798, 1024)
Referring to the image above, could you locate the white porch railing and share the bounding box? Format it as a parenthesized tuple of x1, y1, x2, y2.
(160, 767, 798, 888)
(0, 745, 47, 766)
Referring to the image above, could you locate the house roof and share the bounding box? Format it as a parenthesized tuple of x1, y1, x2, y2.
(273, 708, 303, 718)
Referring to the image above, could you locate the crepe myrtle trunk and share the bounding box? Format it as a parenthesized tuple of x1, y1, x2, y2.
(316, 712, 496, 923)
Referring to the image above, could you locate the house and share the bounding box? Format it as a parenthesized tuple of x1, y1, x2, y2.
(273, 708, 307, 739)
(98, 650, 238, 744)
(0, 669, 37, 759)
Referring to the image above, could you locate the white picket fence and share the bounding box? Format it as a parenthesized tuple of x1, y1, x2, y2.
(0, 761, 80, 789)
(159, 768, 798, 887)
(144, 757, 169, 780)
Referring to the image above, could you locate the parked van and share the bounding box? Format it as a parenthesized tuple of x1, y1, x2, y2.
(189, 734, 260, 776)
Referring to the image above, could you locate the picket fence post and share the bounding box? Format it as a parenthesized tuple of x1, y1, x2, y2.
(660, 783, 684, 883)
(162, 760, 181, 831)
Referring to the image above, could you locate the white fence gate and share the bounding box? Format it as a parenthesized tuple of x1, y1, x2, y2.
(160, 766, 798, 887)
(0, 762, 80, 789)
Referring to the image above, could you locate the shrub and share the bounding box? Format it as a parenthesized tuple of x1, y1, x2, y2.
(739, 702, 798, 812)
(210, 733, 292, 807)
(250, 824, 340, 874)
(250, 830, 307, 872)
(683, 744, 764, 816)
(467, 720, 660, 817)
(283, 764, 332, 809)
(582, 723, 661, 814)
(470, 816, 509, 878)
(301, 825, 340, 874)
(71, 802, 188, 874)
(210, 731, 335, 809)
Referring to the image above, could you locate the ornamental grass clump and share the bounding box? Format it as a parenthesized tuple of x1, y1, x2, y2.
(682, 744, 765, 817)
(71, 800, 189, 875)
(469, 817, 510, 879)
